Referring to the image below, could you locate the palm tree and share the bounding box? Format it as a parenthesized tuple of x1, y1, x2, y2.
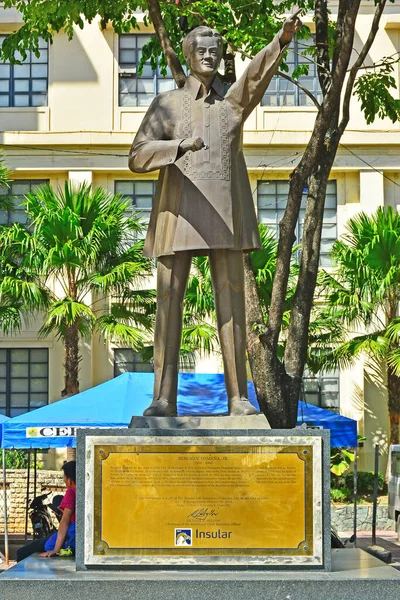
(316, 206, 400, 446)
(0, 151, 26, 334)
(0, 182, 155, 396)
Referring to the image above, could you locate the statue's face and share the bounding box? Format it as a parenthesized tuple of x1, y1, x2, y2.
(189, 36, 221, 78)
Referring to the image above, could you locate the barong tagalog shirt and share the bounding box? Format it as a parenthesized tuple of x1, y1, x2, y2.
(129, 33, 286, 258)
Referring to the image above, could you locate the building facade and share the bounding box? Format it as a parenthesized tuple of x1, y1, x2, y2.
(1, 2, 400, 470)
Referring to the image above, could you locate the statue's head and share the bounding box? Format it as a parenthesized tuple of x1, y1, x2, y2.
(183, 26, 223, 79)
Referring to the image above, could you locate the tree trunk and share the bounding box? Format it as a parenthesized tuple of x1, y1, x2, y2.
(243, 254, 269, 416)
(147, 0, 187, 87)
(245, 115, 341, 428)
(62, 267, 80, 398)
(221, 46, 236, 86)
(62, 323, 80, 397)
(388, 366, 400, 446)
(244, 255, 300, 429)
(284, 124, 340, 378)
(66, 447, 77, 462)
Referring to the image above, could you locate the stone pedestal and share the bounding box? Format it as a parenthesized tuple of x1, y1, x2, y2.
(76, 425, 331, 571)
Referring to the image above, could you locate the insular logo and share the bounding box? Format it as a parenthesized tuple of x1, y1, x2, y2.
(175, 528, 192, 546)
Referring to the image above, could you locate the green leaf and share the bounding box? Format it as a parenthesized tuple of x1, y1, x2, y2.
(354, 62, 400, 124)
(331, 461, 351, 476)
(95, 315, 146, 350)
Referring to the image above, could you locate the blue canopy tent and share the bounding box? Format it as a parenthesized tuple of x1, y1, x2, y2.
(1, 372, 138, 449)
(1, 372, 357, 449)
(0, 414, 9, 564)
(297, 400, 358, 448)
(0, 414, 8, 447)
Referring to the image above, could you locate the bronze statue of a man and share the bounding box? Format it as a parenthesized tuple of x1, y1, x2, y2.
(129, 12, 301, 417)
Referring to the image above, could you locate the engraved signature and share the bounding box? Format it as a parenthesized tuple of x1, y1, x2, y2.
(187, 507, 219, 521)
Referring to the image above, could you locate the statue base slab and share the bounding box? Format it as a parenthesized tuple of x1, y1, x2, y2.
(129, 414, 270, 430)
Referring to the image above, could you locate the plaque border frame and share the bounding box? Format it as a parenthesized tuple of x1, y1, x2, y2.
(94, 444, 313, 555)
(76, 428, 331, 571)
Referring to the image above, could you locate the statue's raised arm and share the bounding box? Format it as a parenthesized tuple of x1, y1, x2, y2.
(226, 9, 303, 121)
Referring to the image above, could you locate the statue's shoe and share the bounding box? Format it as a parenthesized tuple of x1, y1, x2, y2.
(229, 398, 259, 416)
(143, 399, 177, 417)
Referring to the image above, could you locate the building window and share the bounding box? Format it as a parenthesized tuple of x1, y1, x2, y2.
(114, 348, 154, 375)
(257, 180, 337, 266)
(179, 354, 196, 373)
(0, 349, 49, 417)
(0, 179, 48, 226)
(302, 368, 340, 412)
(119, 34, 176, 107)
(115, 180, 155, 237)
(114, 348, 196, 377)
(262, 38, 322, 107)
(0, 36, 48, 107)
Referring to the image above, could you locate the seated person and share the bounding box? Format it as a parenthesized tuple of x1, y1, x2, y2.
(16, 460, 76, 562)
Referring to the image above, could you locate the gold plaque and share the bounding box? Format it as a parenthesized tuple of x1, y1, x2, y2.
(93, 444, 313, 557)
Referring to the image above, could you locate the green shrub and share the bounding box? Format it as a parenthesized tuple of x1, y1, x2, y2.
(0, 449, 43, 469)
(330, 470, 387, 497)
(330, 487, 352, 502)
(344, 471, 386, 495)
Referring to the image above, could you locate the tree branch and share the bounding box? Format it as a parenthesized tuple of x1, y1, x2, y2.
(332, 0, 351, 72)
(284, 170, 328, 378)
(315, 0, 331, 95)
(265, 168, 305, 353)
(277, 70, 320, 109)
(339, 0, 387, 133)
(146, 0, 187, 88)
(264, 92, 336, 356)
(347, 52, 400, 72)
(330, 0, 361, 96)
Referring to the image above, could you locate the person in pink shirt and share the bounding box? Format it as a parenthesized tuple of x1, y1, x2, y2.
(40, 460, 76, 557)
(16, 460, 76, 562)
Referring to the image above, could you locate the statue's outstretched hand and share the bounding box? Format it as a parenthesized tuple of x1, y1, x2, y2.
(280, 8, 303, 48)
(180, 137, 205, 154)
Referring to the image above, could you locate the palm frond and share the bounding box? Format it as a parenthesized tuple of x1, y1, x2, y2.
(38, 298, 95, 339)
(95, 315, 146, 350)
(0, 305, 22, 334)
(109, 302, 154, 331)
(0, 276, 50, 309)
(88, 260, 152, 294)
(181, 319, 219, 356)
(185, 256, 215, 319)
(310, 331, 391, 374)
(251, 223, 298, 317)
(120, 288, 156, 309)
(387, 347, 400, 377)
(385, 318, 400, 344)
(0, 151, 11, 197)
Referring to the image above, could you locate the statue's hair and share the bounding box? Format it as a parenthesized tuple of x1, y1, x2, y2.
(182, 26, 223, 65)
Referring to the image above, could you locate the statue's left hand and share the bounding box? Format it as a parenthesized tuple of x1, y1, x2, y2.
(279, 8, 303, 48)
